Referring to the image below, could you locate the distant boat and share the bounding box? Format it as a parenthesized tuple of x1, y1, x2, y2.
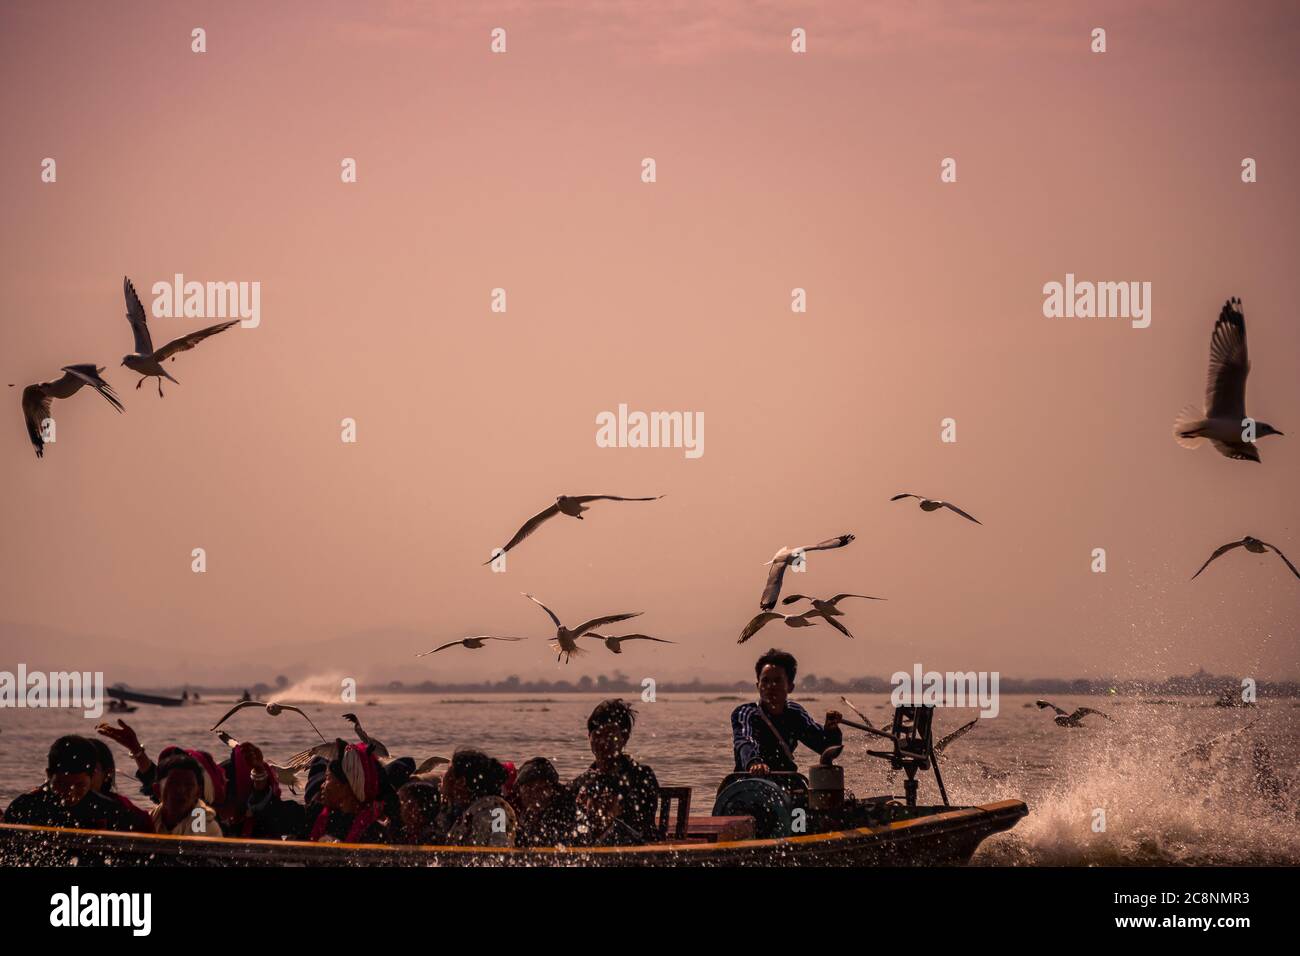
(106, 699, 137, 714)
(107, 686, 188, 708)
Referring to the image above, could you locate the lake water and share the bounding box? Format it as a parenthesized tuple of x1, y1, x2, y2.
(2, 691, 1296, 864)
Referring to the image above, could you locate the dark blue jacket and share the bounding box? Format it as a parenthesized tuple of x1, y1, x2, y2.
(731, 701, 842, 773)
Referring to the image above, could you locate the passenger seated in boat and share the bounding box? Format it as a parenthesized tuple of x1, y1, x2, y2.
(571, 699, 659, 846)
(392, 780, 441, 844)
(310, 742, 388, 844)
(511, 757, 578, 847)
(150, 753, 223, 836)
(2, 736, 141, 833)
(437, 749, 517, 847)
(86, 737, 153, 833)
(731, 648, 842, 775)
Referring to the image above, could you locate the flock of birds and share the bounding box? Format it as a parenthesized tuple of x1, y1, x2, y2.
(12, 277, 238, 457)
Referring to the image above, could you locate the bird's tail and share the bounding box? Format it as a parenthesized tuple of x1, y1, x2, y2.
(1173, 404, 1207, 449)
(550, 641, 586, 657)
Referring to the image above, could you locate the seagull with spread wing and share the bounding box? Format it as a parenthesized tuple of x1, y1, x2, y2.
(485, 494, 663, 563)
(1035, 700, 1112, 728)
(890, 494, 981, 525)
(120, 276, 239, 397)
(416, 636, 526, 657)
(342, 712, 389, 759)
(781, 593, 885, 639)
(1190, 536, 1299, 581)
(15, 365, 123, 457)
(585, 632, 676, 655)
(1174, 297, 1283, 461)
(759, 533, 855, 610)
(210, 700, 326, 740)
(523, 593, 642, 663)
(736, 609, 821, 644)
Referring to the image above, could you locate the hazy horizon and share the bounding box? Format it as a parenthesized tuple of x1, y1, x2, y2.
(2, 0, 1298, 689)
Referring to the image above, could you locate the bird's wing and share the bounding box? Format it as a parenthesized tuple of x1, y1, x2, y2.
(1071, 707, 1112, 721)
(1210, 439, 1260, 462)
(483, 636, 526, 642)
(153, 319, 239, 362)
(570, 494, 664, 504)
(522, 593, 563, 628)
(935, 718, 979, 753)
(1263, 542, 1300, 580)
(416, 640, 466, 657)
(890, 493, 922, 502)
(279, 705, 327, 740)
(214, 730, 239, 749)
(210, 699, 263, 730)
(828, 593, 886, 604)
(489, 503, 561, 560)
(1035, 699, 1067, 716)
(609, 634, 674, 644)
(21, 384, 51, 455)
(802, 533, 855, 552)
(1205, 298, 1249, 420)
(1191, 540, 1246, 580)
(61, 365, 124, 414)
(822, 615, 855, 639)
(941, 502, 982, 525)
(283, 739, 342, 772)
(123, 277, 153, 354)
(572, 611, 643, 636)
(780, 594, 812, 606)
(414, 755, 450, 774)
(760, 560, 790, 610)
(839, 695, 876, 729)
(739, 611, 784, 644)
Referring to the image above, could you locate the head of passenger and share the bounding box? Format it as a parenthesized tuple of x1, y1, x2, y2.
(157, 753, 204, 823)
(398, 781, 441, 835)
(755, 648, 798, 710)
(46, 735, 97, 807)
(512, 757, 563, 816)
(156, 746, 226, 808)
(322, 742, 383, 814)
(587, 699, 636, 763)
(86, 736, 117, 794)
(442, 749, 507, 808)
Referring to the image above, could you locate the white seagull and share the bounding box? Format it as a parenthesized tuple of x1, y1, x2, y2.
(416, 636, 526, 657)
(1191, 536, 1299, 581)
(890, 494, 981, 525)
(781, 593, 885, 639)
(1035, 700, 1112, 728)
(211, 700, 327, 740)
(16, 365, 124, 457)
(737, 609, 821, 644)
(1174, 297, 1283, 461)
(585, 632, 676, 655)
(120, 276, 239, 397)
(759, 533, 855, 610)
(522, 593, 643, 663)
(485, 494, 664, 563)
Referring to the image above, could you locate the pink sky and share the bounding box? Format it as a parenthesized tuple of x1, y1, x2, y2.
(1, 0, 1298, 686)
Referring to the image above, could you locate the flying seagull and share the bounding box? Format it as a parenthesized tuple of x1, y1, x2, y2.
(759, 533, 855, 609)
(1173, 297, 1283, 461)
(781, 593, 885, 639)
(485, 494, 663, 563)
(1035, 700, 1112, 728)
(416, 636, 526, 657)
(1190, 536, 1299, 581)
(737, 609, 821, 644)
(934, 718, 979, 753)
(523, 593, 642, 662)
(210, 700, 326, 740)
(120, 276, 239, 397)
(343, 712, 389, 759)
(212, 730, 302, 789)
(16, 365, 124, 457)
(585, 632, 676, 655)
(890, 494, 981, 525)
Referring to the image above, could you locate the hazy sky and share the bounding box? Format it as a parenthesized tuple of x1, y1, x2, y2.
(1, 0, 1298, 687)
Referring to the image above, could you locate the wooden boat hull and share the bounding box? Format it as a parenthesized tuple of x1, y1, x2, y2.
(0, 799, 1026, 867)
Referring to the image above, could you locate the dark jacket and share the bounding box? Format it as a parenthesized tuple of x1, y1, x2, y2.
(731, 701, 842, 773)
(3, 785, 140, 832)
(571, 755, 659, 845)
